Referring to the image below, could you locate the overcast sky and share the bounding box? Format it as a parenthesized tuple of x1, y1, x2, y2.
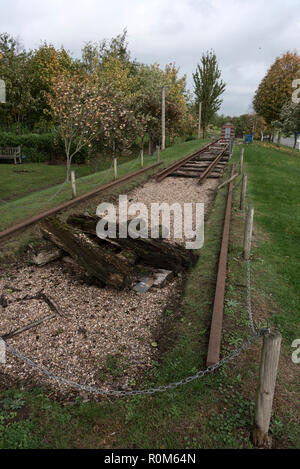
(1, 0, 300, 115)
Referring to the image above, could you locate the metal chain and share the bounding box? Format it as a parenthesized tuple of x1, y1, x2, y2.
(0, 153, 141, 208)
(247, 259, 257, 335)
(0, 328, 267, 397)
(0, 161, 268, 397)
(0, 179, 69, 208)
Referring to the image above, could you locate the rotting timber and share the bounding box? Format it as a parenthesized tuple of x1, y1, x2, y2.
(40, 215, 198, 289)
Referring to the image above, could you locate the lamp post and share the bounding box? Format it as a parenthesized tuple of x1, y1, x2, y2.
(198, 101, 202, 139)
(161, 85, 166, 151)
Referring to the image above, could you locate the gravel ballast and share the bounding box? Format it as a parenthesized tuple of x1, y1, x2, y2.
(0, 176, 219, 397)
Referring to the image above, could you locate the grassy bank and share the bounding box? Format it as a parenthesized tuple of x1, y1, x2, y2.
(0, 138, 209, 232)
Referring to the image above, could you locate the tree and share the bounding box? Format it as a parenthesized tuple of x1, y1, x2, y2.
(47, 74, 103, 180)
(133, 63, 189, 153)
(253, 51, 300, 145)
(277, 102, 300, 152)
(82, 29, 132, 75)
(0, 33, 34, 131)
(30, 42, 79, 129)
(193, 51, 226, 137)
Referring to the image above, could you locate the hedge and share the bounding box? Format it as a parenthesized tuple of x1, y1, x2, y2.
(0, 132, 88, 163)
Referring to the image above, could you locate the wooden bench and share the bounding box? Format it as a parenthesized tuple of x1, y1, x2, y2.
(0, 146, 22, 164)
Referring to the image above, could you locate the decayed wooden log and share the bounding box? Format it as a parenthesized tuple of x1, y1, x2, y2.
(40, 217, 134, 289)
(67, 214, 198, 272)
(28, 242, 64, 266)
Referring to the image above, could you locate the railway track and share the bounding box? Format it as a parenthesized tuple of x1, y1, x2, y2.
(155, 139, 231, 184)
(0, 139, 233, 242)
(0, 162, 162, 242)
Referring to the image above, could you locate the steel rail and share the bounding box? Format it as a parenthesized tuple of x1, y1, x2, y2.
(155, 139, 220, 182)
(206, 163, 236, 366)
(0, 162, 162, 242)
(198, 141, 230, 184)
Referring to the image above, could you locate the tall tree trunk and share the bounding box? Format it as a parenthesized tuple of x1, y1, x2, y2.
(277, 131, 282, 147)
(292, 132, 297, 154)
(66, 156, 71, 182)
(148, 130, 154, 156)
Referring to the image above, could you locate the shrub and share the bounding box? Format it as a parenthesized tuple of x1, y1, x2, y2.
(0, 132, 88, 163)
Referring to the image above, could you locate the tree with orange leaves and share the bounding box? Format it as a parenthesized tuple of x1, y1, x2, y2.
(253, 51, 300, 144)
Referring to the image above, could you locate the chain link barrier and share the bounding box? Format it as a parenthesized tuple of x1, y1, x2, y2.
(0, 328, 267, 397)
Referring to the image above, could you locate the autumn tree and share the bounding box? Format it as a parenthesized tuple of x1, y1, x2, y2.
(133, 63, 189, 152)
(48, 74, 103, 180)
(253, 51, 300, 145)
(0, 33, 34, 130)
(193, 50, 226, 137)
(30, 42, 79, 128)
(277, 102, 300, 152)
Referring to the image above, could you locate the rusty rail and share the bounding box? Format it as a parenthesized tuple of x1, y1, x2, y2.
(198, 142, 230, 184)
(206, 163, 236, 366)
(0, 162, 162, 242)
(155, 139, 220, 182)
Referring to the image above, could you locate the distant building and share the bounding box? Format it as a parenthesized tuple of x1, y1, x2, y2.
(221, 122, 235, 140)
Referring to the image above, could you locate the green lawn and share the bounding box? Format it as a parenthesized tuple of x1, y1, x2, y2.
(0, 142, 299, 449)
(0, 162, 94, 201)
(242, 144, 300, 341)
(0, 139, 209, 231)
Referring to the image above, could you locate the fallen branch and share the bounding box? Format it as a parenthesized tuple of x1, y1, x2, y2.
(217, 173, 239, 190)
(2, 314, 56, 340)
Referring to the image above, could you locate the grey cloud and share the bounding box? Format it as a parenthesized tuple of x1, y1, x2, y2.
(1, 0, 299, 115)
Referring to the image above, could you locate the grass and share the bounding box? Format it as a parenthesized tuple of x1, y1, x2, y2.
(0, 162, 95, 201)
(0, 142, 299, 449)
(240, 143, 300, 341)
(0, 138, 209, 232)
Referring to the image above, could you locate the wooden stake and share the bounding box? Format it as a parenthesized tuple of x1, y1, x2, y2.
(114, 157, 118, 180)
(240, 173, 247, 211)
(253, 330, 282, 447)
(217, 173, 239, 190)
(156, 145, 160, 162)
(162, 86, 166, 151)
(140, 149, 144, 168)
(243, 205, 254, 260)
(240, 148, 244, 174)
(71, 170, 76, 199)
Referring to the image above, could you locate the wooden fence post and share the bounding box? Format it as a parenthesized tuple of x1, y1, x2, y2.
(156, 145, 160, 162)
(140, 149, 144, 168)
(114, 157, 118, 180)
(243, 205, 254, 260)
(253, 330, 282, 447)
(71, 171, 76, 199)
(240, 148, 244, 174)
(240, 173, 247, 211)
